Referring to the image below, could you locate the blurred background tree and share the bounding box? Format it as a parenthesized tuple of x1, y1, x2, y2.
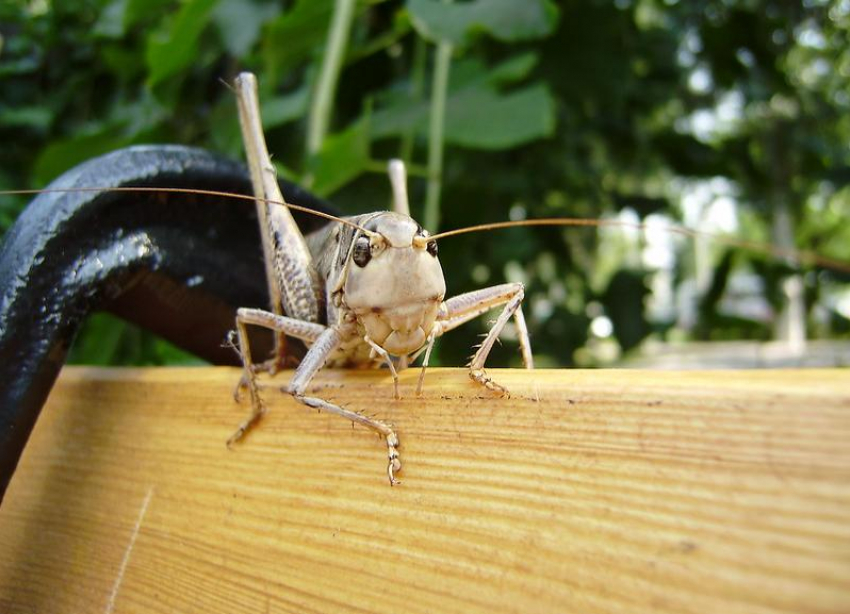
(0, 0, 848, 367)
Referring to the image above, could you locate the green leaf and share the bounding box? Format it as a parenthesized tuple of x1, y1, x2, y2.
(33, 129, 130, 186)
(212, 0, 279, 57)
(0, 105, 52, 130)
(126, 0, 175, 29)
(482, 52, 538, 84)
(308, 118, 371, 196)
(96, 0, 178, 39)
(443, 82, 555, 149)
(68, 313, 205, 365)
(261, 0, 334, 85)
(370, 53, 537, 136)
(93, 0, 129, 39)
(150, 338, 207, 365)
(67, 313, 129, 365)
(446, 52, 538, 90)
(208, 95, 243, 157)
(272, 161, 300, 183)
(100, 43, 146, 78)
(262, 85, 310, 130)
(145, 0, 220, 88)
(208, 84, 309, 156)
(345, 9, 413, 65)
(0, 54, 39, 79)
(407, 0, 559, 46)
(0, 168, 25, 230)
(370, 53, 556, 149)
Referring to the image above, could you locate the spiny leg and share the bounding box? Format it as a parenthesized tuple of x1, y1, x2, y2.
(439, 282, 533, 395)
(511, 295, 533, 368)
(289, 328, 402, 485)
(234, 73, 323, 375)
(230, 308, 326, 447)
(467, 291, 524, 395)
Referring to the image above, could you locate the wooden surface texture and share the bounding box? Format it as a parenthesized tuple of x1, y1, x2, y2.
(0, 366, 849, 613)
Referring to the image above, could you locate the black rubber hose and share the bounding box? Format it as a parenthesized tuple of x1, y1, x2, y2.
(0, 145, 334, 502)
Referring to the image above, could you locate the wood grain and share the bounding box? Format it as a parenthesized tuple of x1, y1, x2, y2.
(0, 367, 848, 614)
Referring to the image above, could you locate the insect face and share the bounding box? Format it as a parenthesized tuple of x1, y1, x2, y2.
(343, 212, 446, 356)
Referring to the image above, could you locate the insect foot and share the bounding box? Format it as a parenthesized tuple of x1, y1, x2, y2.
(225, 330, 252, 403)
(387, 432, 402, 486)
(232, 372, 250, 403)
(226, 402, 267, 448)
(293, 392, 403, 485)
(469, 368, 509, 397)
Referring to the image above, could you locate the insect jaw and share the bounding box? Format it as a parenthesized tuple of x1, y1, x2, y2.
(354, 297, 443, 356)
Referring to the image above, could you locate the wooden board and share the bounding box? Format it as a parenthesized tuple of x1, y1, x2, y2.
(0, 367, 848, 613)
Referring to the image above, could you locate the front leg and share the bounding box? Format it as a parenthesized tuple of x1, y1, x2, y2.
(434, 282, 533, 395)
(231, 310, 401, 484)
(289, 329, 402, 485)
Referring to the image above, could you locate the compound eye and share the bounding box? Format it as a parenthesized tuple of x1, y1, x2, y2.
(353, 235, 372, 267)
(426, 240, 438, 257)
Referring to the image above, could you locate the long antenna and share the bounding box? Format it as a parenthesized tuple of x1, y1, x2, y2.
(4, 186, 849, 274)
(426, 217, 850, 275)
(0, 186, 370, 234)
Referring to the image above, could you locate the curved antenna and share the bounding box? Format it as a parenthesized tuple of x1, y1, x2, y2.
(4, 187, 848, 273)
(1, 186, 372, 234)
(426, 217, 850, 275)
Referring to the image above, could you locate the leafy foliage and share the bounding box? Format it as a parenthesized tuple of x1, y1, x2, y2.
(407, 0, 559, 45)
(370, 53, 556, 148)
(1, 0, 848, 367)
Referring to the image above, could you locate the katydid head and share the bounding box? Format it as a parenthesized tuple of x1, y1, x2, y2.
(342, 212, 446, 356)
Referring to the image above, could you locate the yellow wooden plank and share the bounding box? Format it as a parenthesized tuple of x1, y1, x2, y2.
(0, 366, 848, 614)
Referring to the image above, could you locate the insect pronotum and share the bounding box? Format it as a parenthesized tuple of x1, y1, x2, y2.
(2, 72, 848, 486)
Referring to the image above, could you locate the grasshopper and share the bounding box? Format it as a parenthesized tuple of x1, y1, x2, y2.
(228, 73, 533, 485)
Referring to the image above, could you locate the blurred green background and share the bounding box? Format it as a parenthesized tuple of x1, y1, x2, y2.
(1, 0, 848, 368)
